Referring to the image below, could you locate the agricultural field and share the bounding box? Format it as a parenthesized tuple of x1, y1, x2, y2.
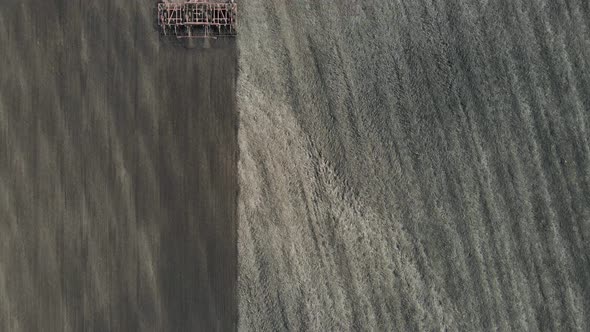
(0, 1, 237, 330)
(237, 0, 590, 330)
(0, 0, 589, 331)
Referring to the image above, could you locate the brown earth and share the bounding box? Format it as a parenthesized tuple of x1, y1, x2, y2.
(0, 1, 237, 331)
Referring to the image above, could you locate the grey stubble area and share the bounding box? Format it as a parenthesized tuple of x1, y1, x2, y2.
(237, 0, 590, 330)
